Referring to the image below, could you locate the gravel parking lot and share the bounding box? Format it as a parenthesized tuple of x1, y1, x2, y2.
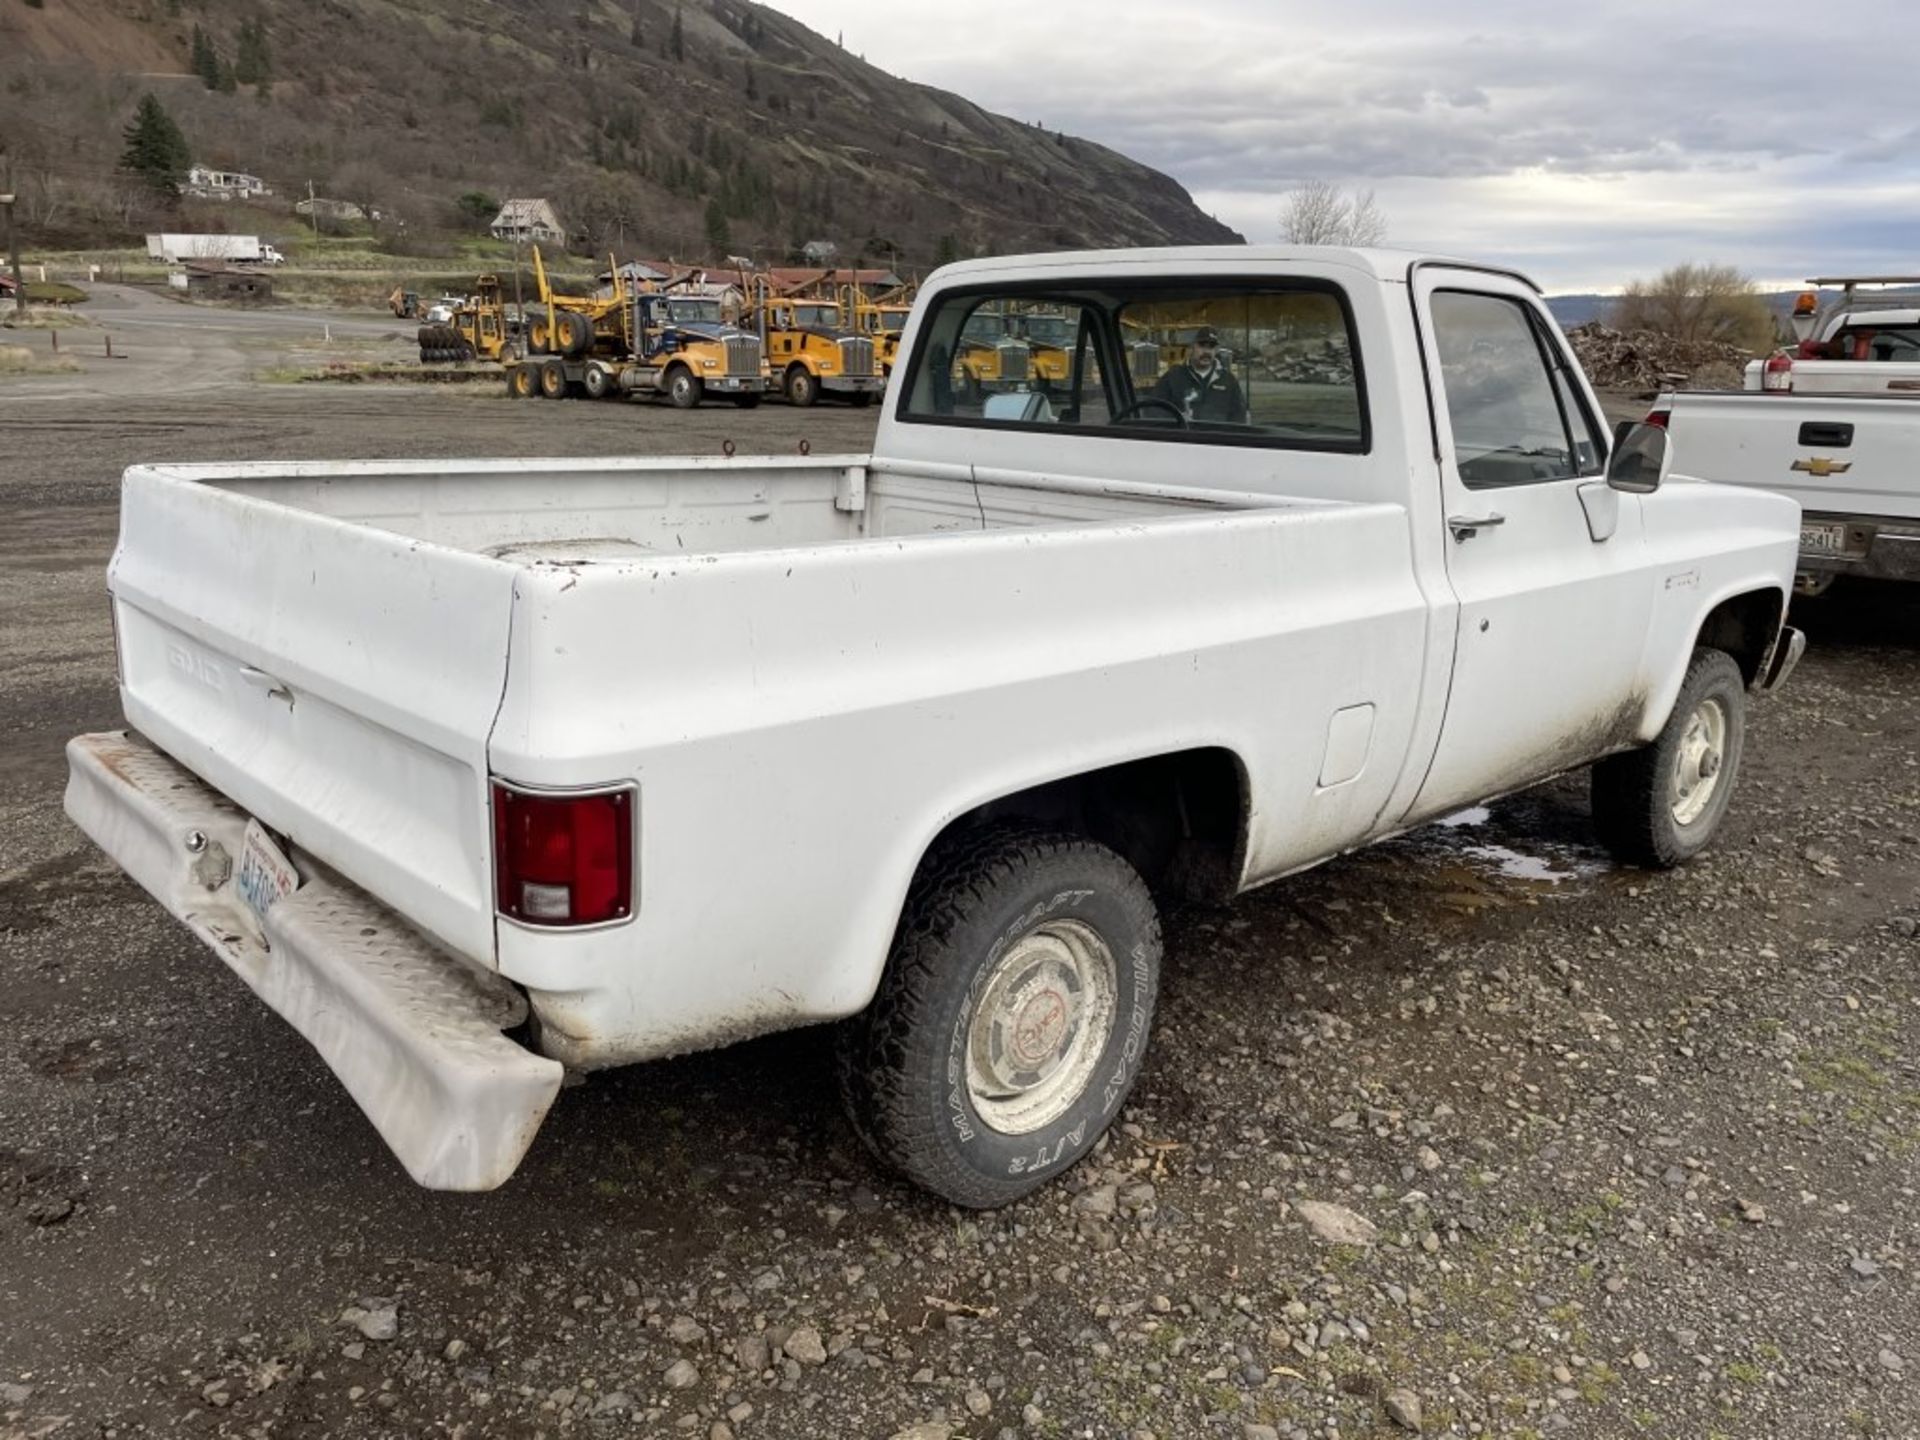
(2, 351, 1917, 1439)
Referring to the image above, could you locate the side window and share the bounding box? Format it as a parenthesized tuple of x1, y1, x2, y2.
(1430, 291, 1592, 488)
(898, 281, 1368, 452)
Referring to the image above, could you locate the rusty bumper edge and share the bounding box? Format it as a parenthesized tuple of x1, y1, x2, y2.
(62, 731, 564, 1191)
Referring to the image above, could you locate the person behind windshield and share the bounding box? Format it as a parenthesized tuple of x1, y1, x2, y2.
(1149, 327, 1245, 422)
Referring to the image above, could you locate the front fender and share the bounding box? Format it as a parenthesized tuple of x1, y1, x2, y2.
(1632, 478, 1797, 743)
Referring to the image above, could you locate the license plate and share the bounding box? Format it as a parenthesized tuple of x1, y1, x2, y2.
(236, 819, 299, 926)
(1800, 522, 1848, 555)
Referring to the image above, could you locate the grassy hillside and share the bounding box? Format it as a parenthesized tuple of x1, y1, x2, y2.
(0, 0, 1241, 269)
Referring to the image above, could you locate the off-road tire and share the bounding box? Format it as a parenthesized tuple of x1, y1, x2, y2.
(527, 313, 552, 355)
(506, 365, 536, 399)
(538, 359, 568, 400)
(665, 366, 703, 409)
(784, 364, 818, 407)
(558, 310, 593, 360)
(1591, 647, 1746, 868)
(836, 823, 1162, 1209)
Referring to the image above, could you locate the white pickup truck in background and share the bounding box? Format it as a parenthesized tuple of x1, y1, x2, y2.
(1658, 276, 1920, 593)
(66, 246, 1804, 1208)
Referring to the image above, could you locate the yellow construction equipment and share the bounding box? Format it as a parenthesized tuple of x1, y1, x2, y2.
(417, 274, 513, 363)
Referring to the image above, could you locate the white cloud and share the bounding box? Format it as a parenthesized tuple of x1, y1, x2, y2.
(762, 0, 1920, 291)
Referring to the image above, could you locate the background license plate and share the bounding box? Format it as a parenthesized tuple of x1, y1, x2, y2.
(237, 820, 299, 924)
(1800, 522, 1848, 555)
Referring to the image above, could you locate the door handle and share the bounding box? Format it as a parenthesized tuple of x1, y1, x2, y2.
(1448, 512, 1506, 541)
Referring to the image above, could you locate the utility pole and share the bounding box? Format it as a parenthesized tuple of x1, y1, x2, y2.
(306, 179, 319, 237)
(2, 159, 25, 316)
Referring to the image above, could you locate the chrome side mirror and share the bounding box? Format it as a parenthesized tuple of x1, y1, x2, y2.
(1607, 421, 1671, 494)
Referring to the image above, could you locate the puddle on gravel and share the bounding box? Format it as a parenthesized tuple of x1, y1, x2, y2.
(1415, 804, 1612, 896)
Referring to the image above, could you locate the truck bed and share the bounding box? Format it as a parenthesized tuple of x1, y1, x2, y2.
(194, 454, 1261, 560)
(110, 455, 1359, 980)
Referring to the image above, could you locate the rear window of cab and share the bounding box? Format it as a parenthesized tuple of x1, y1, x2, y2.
(896, 278, 1370, 454)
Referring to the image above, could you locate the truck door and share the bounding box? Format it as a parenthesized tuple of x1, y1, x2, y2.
(1407, 268, 1656, 821)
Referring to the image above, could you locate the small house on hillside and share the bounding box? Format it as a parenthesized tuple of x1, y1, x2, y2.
(490, 199, 565, 245)
(186, 165, 272, 201)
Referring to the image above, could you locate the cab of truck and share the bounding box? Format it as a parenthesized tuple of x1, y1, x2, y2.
(624, 291, 770, 407)
(750, 292, 882, 407)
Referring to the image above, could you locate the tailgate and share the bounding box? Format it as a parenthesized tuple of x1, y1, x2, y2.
(108, 465, 517, 965)
(1666, 393, 1920, 522)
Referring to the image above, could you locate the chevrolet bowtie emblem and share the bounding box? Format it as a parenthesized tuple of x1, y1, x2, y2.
(1791, 457, 1852, 477)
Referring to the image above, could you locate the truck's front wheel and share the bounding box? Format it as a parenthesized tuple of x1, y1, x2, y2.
(665, 366, 702, 409)
(784, 364, 818, 407)
(1591, 648, 1747, 868)
(836, 824, 1161, 1209)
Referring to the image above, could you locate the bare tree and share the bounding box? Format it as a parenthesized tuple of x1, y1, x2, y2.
(1279, 180, 1387, 247)
(1612, 262, 1776, 354)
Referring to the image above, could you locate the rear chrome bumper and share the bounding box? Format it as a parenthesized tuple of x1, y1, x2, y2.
(1799, 517, 1920, 585)
(63, 731, 564, 1191)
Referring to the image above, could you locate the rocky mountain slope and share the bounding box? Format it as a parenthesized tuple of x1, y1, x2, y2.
(0, 0, 1242, 264)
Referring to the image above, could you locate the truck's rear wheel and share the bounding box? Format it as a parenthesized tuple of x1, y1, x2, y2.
(836, 823, 1161, 1209)
(506, 365, 536, 399)
(665, 366, 703, 409)
(538, 359, 568, 400)
(784, 364, 818, 407)
(1591, 648, 1746, 868)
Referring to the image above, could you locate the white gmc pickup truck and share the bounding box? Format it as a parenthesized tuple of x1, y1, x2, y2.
(66, 247, 1805, 1208)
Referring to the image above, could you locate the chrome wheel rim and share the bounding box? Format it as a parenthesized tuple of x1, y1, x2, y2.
(1670, 697, 1728, 827)
(965, 919, 1118, 1136)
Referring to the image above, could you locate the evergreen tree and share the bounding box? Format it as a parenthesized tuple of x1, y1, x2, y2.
(934, 234, 960, 267)
(215, 57, 238, 93)
(190, 24, 221, 88)
(234, 18, 273, 87)
(119, 93, 192, 195)
(743, 60, 757, 100)
(703, 196, 730, 255)
(670, 7, 684, 60)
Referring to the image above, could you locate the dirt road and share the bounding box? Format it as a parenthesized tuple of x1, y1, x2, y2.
(2, 377, 1916, 1440)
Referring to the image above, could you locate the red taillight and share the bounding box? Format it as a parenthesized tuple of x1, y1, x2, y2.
(1643, 406, 1670, 429)
(492, 783, 633, 927)
(1762, 352, 1794, 393)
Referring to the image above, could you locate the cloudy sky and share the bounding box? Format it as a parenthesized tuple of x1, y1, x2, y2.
(762, 0, 1919, 293)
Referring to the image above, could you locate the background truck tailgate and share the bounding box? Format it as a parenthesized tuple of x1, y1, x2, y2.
(108, 464, 518, 965)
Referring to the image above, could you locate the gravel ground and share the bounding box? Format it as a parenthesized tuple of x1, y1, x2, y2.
(2, 374, 1916, 1440)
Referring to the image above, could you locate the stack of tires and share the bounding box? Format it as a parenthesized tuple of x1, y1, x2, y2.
(415, 325, 476, 365)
